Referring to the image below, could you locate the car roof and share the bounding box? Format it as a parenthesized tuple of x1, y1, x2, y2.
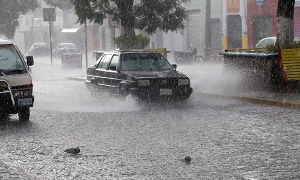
(104, 49, 163, 54)
(261, 37, 276, 40)
(59, 43, 75, 45)
(34, 43, 47, 45)
(0, 38, 13, 45)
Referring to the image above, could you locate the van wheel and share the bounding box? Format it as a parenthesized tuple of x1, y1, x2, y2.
(18, 107, 30, 121)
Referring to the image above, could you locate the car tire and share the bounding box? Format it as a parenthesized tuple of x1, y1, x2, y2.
(18, 107, 30, 121)
(119, 84, 129, 99)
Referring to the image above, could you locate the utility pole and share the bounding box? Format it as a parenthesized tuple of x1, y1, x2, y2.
(85, 0, 88, 70)
(205, 0, 211, 59)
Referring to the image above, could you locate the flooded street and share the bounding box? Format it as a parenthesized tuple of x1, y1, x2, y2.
(0, 57, 299, 179)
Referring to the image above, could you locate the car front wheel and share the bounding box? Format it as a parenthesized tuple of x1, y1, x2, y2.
(119, 84, 128, 98)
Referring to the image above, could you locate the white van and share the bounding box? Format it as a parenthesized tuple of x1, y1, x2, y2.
(0, 38, 34, 121)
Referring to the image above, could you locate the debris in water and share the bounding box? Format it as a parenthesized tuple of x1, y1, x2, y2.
(64, 147, 80, 155)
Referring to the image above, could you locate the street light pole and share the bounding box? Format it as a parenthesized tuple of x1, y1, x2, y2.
(85, 17, 88, 70)
(205, 0, 211, 59)
(31, 17, 35, 44)
(85, 0, 88, 70)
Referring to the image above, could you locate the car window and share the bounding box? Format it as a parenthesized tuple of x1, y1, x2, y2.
(109, 55, 119, 70)
(96, 55, 105, 68)
(121, 53, 171, 71)
(255, 39, 267, 48)
(94, 54, 105, 66)
(266, 39, 275, 46)
(98, 54, 112, 69)
(0, 44, 26, 75)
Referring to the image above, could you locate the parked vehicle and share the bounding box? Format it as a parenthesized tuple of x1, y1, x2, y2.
(173, 46, 204, 63)
(86, 50, 193, 101)
(27, 43, 50, 57)
(52, 43, 80, 58)
(0, 38, 34, 121)
(255, 37, 276, 48)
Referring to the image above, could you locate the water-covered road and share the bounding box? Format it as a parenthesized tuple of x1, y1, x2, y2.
(0, 57, 299, 179)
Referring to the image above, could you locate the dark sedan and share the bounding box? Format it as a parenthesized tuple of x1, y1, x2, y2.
(86, 50, 193, 101)
(27, 43, 50, 57)
(52, 43, 80, 58)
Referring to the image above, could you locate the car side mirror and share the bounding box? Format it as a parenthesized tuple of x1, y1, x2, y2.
(26, 56, 34, 66)
(109, 65, 117, 71)
(171, 64, 177, 69)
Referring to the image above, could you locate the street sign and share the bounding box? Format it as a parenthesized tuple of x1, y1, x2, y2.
(43, 8, 56, 21)
(256, 0, 266, 7)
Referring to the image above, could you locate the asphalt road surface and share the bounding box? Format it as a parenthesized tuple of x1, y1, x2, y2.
(0, 57, 299, 180)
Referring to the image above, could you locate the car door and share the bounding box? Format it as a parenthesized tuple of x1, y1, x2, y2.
(105, 54, 121, 94)
(94, 54, 113, 90)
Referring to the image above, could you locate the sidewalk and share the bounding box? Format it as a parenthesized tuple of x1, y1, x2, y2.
(200, 90, 300, 109)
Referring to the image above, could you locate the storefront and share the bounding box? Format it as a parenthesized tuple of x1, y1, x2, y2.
(222, 0, 300, 50)
(247, 0, 278, 47)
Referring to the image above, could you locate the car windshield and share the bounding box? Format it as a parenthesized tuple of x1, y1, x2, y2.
(0, 44, 26, 75)
(121, 53, 172, 71)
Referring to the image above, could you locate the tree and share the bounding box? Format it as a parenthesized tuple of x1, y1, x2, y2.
(43, 0, 73, 10)
(70, 0, 190, 48)
(276, 0, 295, 47)
(0, 0, 39, 39)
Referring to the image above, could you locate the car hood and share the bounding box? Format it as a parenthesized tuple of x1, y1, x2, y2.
(0, 73, 32, 87)
(122, 70, 188, 79)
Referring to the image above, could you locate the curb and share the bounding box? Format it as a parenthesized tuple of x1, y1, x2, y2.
(200, 92, 300, 109)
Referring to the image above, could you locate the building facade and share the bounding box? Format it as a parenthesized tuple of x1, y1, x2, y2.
(14, 0, 224, 61)
(222, 0, 300, 50)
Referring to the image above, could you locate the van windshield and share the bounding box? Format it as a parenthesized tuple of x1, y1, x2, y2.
(0, 44, 26, 75)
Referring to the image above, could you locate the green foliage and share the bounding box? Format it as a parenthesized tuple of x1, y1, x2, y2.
(44, 0, 73, 10)
(266, 41, 300, 53)
(0, 0, 39, 39)
(280, 41, 300, 49)
(71, 0, 190, 37)
(113, 35, 150, 50)
(266, 44, 279, 53)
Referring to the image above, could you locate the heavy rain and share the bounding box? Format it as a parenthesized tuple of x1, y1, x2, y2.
(0, 0, 300, 180)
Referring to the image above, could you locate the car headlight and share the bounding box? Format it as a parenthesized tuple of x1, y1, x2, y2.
(178, 79, 190, 85)
(138, 80, 150, 87)
(0, 81, 9, 92)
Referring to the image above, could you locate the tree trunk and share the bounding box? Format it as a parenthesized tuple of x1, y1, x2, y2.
(276, 0, 295, 47)
(116, 0, 135, 37)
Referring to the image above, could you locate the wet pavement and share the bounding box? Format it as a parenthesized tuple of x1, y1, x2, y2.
(1, 58, 300, 179)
